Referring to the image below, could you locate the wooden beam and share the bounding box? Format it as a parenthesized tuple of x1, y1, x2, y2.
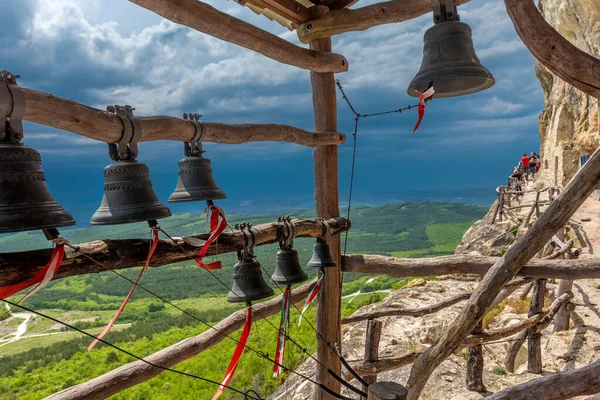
(504, 0, 600, 98)
(362, 320, 383, 397)
(296, 0, 471, 44)
(465, 320, 486, 393)
(405, 146, 600, 399)
(349, 293, 572, 378)
(129, 0, 348, 73)
(310, 5, 342, 399)
(487, 359, 600, 400)
(245, 0, 311, 24)
(527, 279, 546, 374)
(45, 280, 316, 400)
(0, 217, 349, 287)
(21, 88, 345, 148)
(341, 254, 600, 280)
(367, 382, 408, 400)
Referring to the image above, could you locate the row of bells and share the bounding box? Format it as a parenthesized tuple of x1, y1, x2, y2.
(228, 239, 335, 303)
(0, 140, 224, 233)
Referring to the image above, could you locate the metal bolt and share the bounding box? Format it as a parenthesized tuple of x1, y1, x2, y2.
(306, 23, 312, 30)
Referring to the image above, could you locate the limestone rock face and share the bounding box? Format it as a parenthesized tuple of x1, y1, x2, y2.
(535, 0, 600, 188)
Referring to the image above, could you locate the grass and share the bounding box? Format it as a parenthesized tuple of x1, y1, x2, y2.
(502, 297, 531, 314)
(390, 222, 474, 258)
(492, 365, 508, 376)
(482, 304, 505, 329)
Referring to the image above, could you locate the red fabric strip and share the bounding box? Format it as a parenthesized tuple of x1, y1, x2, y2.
(412, 87, 435, 134)
(0, 245, 65, 319)
(212, 307, 252, 400)
(88, 229, 159, 351)
(297, 274, 325, 327)
(273, 286, 291, 377)
(196, 205, 227, 270)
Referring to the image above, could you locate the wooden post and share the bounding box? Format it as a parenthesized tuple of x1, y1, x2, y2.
(554, 250, 577, 332)
(362, 320, 383, 399)
(466, 320, 486, 392)
(367, 382, 408, 400)
(527, 279, 547, 373)
(498, 187, 505, 222)
(310, 5, 342, 399)
(505, 330, 528, 373)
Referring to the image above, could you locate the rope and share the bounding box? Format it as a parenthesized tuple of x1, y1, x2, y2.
(0, 298, 262, 400)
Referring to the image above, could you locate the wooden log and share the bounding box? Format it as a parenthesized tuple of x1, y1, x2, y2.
(527, 279, 546, 373)
(0, 217, 349, 287)
(310, 6, 342, 399)
(519, 282, 534, 300)
(21, 88, 345, 148)
(341, 254, 600, 280)
(362, 320, 383, 399)
(128, 0, 348, 73)
(498, 187, 504, 222)
(524, 191, 541, 227)
(487, 359, 600, 400)
(466, 320, 486, 392)
(546, 239, 574, 259)
(504, 0, 600, 98)
(367, 381, 408, 400)
(504, 330, 528, 373)
(350, 293, 572, 378)
(405, 146, 600, 400)
(46, 280, 316, 400)
(296, 0, 471, 44)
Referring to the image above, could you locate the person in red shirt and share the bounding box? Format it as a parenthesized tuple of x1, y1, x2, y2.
(521, 153, 530, 176)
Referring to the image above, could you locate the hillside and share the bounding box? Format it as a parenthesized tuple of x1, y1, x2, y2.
(0, 202, 486, 400)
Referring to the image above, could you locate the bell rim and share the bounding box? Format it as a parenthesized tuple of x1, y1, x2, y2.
(226, 286, 275, 303)
(167, 189, 227, 203)
(407, 75, 495, 98)
(0, 216, 75, 234)
(90, 206, 172, 225)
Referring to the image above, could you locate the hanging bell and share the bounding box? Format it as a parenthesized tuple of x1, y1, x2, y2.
(271, 249, 308, 285)
(307, 238, 337, 268)
(227, 256, 275, 303)
(407, 1, 494, 98)
(91, 160, 172, 225)
(0, 141, 76, 233)
(91, 105, 171, 225)
(169, 114, 226, 203)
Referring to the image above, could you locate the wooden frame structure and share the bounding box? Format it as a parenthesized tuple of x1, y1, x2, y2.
(2, 0, 600, 399)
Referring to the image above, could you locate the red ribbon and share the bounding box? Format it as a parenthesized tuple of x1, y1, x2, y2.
(0, 244, 65, 319)
(88, 228, 159, 351)
(212, 307, 253, 400)
(412, 87, 435, 134)
(273, 286, 291, 377)
(297, 274, 325, 327)
(196, 205, 227, 270)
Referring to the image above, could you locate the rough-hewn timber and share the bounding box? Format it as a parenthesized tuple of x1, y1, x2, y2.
(0, 217, 349, 287)
(129, 0, 348, 73)
(362, 320, 383, 398)
(296, 0, 471, 44)
(504, 0, 600, 97)
(405, 143, 600, 400)
(21, 88, 345, 147)
(46, 280, 316, 400)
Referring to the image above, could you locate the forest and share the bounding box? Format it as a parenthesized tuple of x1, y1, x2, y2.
(0, 202, 486, 399)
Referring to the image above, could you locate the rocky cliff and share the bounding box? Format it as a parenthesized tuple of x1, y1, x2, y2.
(535, 0, 600, 188)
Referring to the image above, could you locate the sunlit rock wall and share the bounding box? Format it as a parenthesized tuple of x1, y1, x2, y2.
(535, 0, 600, 188)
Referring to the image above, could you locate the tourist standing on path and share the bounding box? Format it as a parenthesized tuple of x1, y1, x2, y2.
(529, 153, 537, 176)
(521, 153, 530, 178)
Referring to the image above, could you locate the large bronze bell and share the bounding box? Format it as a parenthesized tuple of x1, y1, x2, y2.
(227, 256, 274, 303)
(0, 141, 75, 233)
(271, 217, 308, 285)
(169, 114, 226, 203)
(91, 160, 172, 225)
(407, 1, 494, 98)
(307, 238, 337, 268)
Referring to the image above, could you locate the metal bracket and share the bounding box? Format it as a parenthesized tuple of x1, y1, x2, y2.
(107, 104, 140, 161)
(183, 113, 204, 157)
(431, 0, 458, 23)
(284, 216, 296, 249)
(317, 218, 332, 242)
(237, 223, 256, 260)
(0, 71, 25, 143)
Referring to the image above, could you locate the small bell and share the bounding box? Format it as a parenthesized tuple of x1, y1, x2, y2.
(91, 105, 171, 225)
(0, 71, 75, 234)
(407, 0, 494, 98)
(228, 256, 274, 303)
(91, 160, 172, 225)
(307, 238, 336, 268)
(168, 114, 226, 203)
(271, 217, 308, 285)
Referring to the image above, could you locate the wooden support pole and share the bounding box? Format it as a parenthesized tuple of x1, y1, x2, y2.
(498, 187, 504, 222)
(362, 320, 383, 399)
(553, 249, 577, 332)
(296, 0, 471, 44)
(466, 320, 486, 392)
(46, 280, 316, 400)
(405, 146, 600, 399)
(341, 254, 600, 280)
(310, 5, 342, 398)
(488, 358, 600, 400)
(367, 382, 408, 400)
(527, 279, 546, 374)
(505, 330, 528, 373)
(19, 87, 345, 148)
(128, 0, 348, 73)
(0, 217, 350, 287)
(504, 0, 600, 98)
